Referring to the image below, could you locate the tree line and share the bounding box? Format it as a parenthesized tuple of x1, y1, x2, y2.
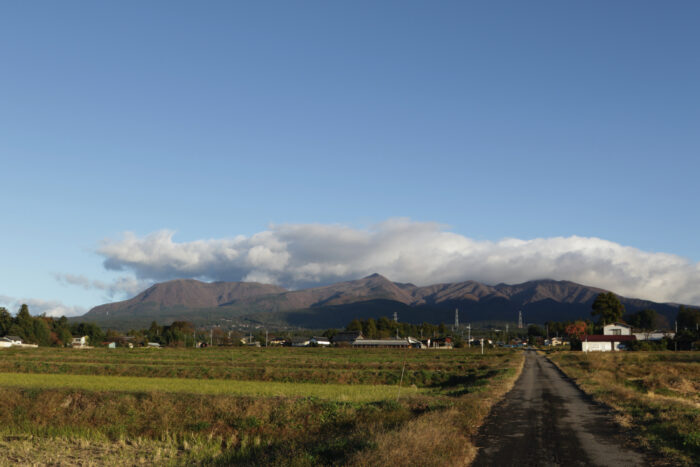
(543, 293, 700, 350)
(328, 317, 450, 340)
(0, 304, 103, 346)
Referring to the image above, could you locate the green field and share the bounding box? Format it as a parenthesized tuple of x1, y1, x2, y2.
(0, 346, 523, 466)
(0, 346, 502, 386)
(0, 372, 423, 402)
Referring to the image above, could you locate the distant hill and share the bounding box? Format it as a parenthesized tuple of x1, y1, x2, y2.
(79, 274, 681, 330)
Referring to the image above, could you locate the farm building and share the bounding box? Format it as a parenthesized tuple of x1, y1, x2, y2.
(603, 323, 632, 336)
(352, 337, 424, 349)
(240, 336, 261, 347)
(633, 330, 675, 341)
(544, 337, 566, 346)
(424, 337, 453, 349)
(581, 323, 636, 351)
(577, 322, 639, 352)
(72, 336, 89, 348)
(582, 335, 636, 352)
(331, 331, 364, 345)
(0, 336, 23, 348)
(310, 336, 331, 346)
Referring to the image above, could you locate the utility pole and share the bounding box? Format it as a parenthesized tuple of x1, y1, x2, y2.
(675, 321, 678, 351)
(454, 308, 459, 331)
(480, 338, 484, 355)
(210, 329, 213, 347)
(467, 324, 471, 348)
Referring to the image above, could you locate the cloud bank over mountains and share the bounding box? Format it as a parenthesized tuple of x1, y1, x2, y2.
(97, 219, 700, 305)
(53, 273, 151, 299)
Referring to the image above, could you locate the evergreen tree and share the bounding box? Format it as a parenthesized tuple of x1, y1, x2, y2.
(16, 304, 36, 343)
(364, 318, 377, 338)
(591, 292, 625, 325)
(0, 307, 12, 335)
(33, 319, 51, 346)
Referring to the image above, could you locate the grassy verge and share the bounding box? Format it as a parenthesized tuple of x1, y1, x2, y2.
(548, 351, 700, 466)
(0, 347, 524, 465)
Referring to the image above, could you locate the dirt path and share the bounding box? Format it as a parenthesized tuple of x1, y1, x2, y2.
(472, 350, 648, 466)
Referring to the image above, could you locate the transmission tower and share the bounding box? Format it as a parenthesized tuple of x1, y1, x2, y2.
(393, 311, 398, 323)
(454, 308, 459, 330)
(518, 310, 523, 329)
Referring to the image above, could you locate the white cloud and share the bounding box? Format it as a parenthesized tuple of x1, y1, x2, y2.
(54, 273, 152, 299)
(0, 295, 87, 318)
(97, 218, 700, 305)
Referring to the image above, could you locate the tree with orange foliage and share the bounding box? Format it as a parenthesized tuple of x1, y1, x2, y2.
(565, 321, 587, 341)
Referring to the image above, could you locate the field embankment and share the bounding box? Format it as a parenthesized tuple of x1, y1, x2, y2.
(548, 351, 700, 466)
(0, 347, 523, 466)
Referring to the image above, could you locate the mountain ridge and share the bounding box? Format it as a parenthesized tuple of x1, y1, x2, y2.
(81, 274, 681, 329)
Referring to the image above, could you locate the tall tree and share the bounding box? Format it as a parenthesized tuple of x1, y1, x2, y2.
(0, 307, 12, 335)
(591, 292, 625, 325)
(346, 319, 362, 332)
(363, 318, 377, 338)
(16, 304, 36, 343)
(628, 309, 658, 331)
(677, 305, 700, 331)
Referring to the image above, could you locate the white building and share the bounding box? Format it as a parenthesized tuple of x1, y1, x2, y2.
(582, 335, 636, 352)
(72, 336, 89, 348)
(603, 323, 632, 336)
(0, 336, 23, 347)
(633, 330, 675, 341)
(310, 336, 331, 347)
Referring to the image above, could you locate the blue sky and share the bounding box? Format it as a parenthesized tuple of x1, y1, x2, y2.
(1, 1, 699, 315)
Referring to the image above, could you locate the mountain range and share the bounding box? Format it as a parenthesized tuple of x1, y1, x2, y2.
(79, 274, 680, 330)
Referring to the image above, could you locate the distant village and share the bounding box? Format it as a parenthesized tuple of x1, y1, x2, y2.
(1, 297, 697, 351)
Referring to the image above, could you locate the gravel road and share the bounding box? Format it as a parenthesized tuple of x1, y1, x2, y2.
(472, 350, 648, 466)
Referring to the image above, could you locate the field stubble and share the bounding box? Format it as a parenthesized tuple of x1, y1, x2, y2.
(548, 351, 700, 466)
(0, 346, 524, 466)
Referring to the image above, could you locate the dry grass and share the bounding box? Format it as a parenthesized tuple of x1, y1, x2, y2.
(0, 347, 525, 466)
(549, 351, 700, 466)
(348, 352, 525, 466)
(0, 435, 188, 466)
